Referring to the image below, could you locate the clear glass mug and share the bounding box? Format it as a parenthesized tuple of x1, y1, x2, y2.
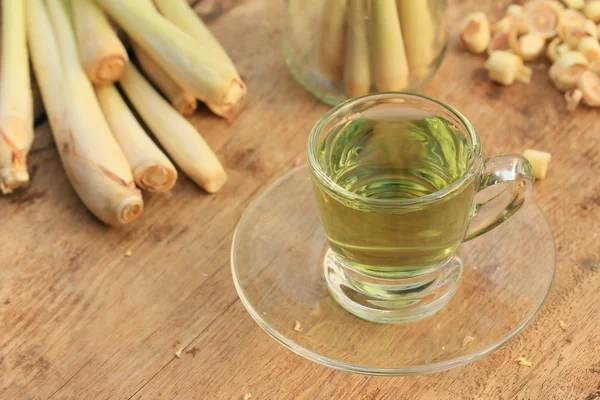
(307, 93, 535, 323)
(284, 0, 447, 105)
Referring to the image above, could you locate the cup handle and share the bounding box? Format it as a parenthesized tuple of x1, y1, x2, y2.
(465, 155, 535, 241)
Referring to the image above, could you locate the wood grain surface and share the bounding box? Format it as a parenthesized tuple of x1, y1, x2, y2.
(1, 0, 599, 399)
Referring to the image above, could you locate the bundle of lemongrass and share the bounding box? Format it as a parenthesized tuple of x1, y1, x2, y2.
(319, 0, 439, 98)
(19, 0, 246, 225)
(460, 0, 600, 111)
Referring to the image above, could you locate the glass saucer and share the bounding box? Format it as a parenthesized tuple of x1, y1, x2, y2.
(231, 165, 555, 375)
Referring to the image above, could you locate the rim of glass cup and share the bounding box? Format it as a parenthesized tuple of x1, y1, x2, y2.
(306, 92, 483, 207)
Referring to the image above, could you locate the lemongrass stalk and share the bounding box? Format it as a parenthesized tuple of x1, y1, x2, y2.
(32, 0, 142, 225)
(95, 0, 246, 120)
(344, 0, 371, 97)
(95, 84, 177, 192)
(397, 0, 434, 78)
(371, 0, 410, 91)
(318, 0, 348, 81)
(132, 44, 197, 116)
(153, 0, 238, 76)
(72, 0, 128, 84)
(0, 0, 34, 193)
(120, 64, 227, 193)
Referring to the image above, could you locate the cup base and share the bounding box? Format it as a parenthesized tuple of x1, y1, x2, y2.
(324, 250, 463, 323)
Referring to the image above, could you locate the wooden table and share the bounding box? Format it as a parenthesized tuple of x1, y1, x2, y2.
(1, 0, 599, 399)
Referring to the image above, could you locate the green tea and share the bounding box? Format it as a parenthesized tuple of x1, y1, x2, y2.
(313, 116, 477, 275)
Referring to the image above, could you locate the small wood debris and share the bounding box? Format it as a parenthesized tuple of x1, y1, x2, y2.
(294, 320, 302, 332)
(124, 249, 133, 257)
(559, 320, 567, 331)
(441, 346, 446, 350)
(292, 156, 302, 167)
(175, 347, 183, 359)
(517, 356, 533, 367)
(462, 336, 476, 347)
(243, 393, 252, 400)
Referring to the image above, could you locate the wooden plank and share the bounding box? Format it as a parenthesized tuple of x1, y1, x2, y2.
(0, 0, 599, 399)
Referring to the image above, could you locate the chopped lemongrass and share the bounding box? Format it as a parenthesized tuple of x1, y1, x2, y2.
(95, 0, 246, 120)
(485, 51, 532, 85)
(153, 0, 239, 77)
(564, 87, 583, 110)
(489, 31, 511, 54)
(584, 1, 600, 23)
(398, 0, 435, 78)
(0, 0, 33, 193)
(459, 12, 491, 54)
(72, 0, 128, 84)
(558, 9, 587, 42)
(492, 16, 513, 34)
(29, 0, 142, 226)
(562, 0, 584, 10)
(577, 36, 600, 60)
(557, 42, 571, 55)
(132, 44, 197, 116)
(119, 64, 227, 193)
(95, 84, 177, 192)
(589, 57, 600, 74)
(507, 4, 524, 18)
(523, 149, 552, 179)
(547, 37, 563, 61)
(517, 356, 533, 367)
(317, 0, 348, 81)
(523, 0, 564, 38)
(577, 70, 600, 106)
(549, 50, 589, 91)
(512, 32, 546, 61)
(371, 0, 410, 91)
(344, 0, 371, 97)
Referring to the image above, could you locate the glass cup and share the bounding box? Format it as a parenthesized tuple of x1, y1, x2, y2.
(307, 93, 535, 323)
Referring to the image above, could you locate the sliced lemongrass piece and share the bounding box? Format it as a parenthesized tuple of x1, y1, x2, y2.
(0, 0, 33, 193)
(317, 0, 348, 81)
(577, 70, 600, 106)
(561, 0, 584, 10)
(95, 84, 177, 193)
(584, 1, 600, 23)
(492, 16, 513, 34)
(507, 4, 524, 18)
(509, 21, 546, 61)
(398, 0, 435, 78)
(484, 51, 532, 85)
(549, 50, 589, 91)
(371, 0, 410, 91)
(577, 36, 600, 60)
(562, 19, 598, 48)
(30, 0, 142, 226)
(94, 0, 246, 120)
(119, 64, 227, 193)
(523, 149, 552, 180)
(557, 42, 571, 55)
(459, 12, 491, 54)
(589, 57, 600, 74)
(547, 37, 563, 61)
(153, 0, 239, 77)
(558, 9, 587, 41)
(132, 44, 197, 116)
(489, 31, 511, 54)
(72, 0, 129, 84)
(564, 87, 583, 110)
(523, 0, 564, 38)
(344, 0, 371, 97)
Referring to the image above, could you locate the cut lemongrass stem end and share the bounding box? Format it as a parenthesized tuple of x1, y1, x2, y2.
(29, 0, 142, 226)
(547, 37, 563, 61)
(492, 16, 513, 34)
(507, 4, 524, 18)
(489, 31, 511, 54)
(562, 0, 584, 10)
(577, 36, 600, 60)
(0, 0, 33, 193)
(564, 87, 583, 111)
(371, 0, 410, 91)
(577, 70, 600, 106)
(344, 0, 371, 98)
(523, 149, 552, 180)
(119, 64, 227, 193)
(459, 12, 491, 54)
(132, 44, 197, 116)
(485, 51, 532, 85)
(95, 0, 246, 120)
(317, 0, 348, 81)
(398, 0, 435, 78)
(549, 50, 589, 91)
(523, 0, 563, 38)
(584, 1, 600, 23)
(95, 84, 177, 193)
(72, 0, 129, 84)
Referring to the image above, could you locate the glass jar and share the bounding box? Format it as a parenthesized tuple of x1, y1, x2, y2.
(283, 0, 447, 105)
